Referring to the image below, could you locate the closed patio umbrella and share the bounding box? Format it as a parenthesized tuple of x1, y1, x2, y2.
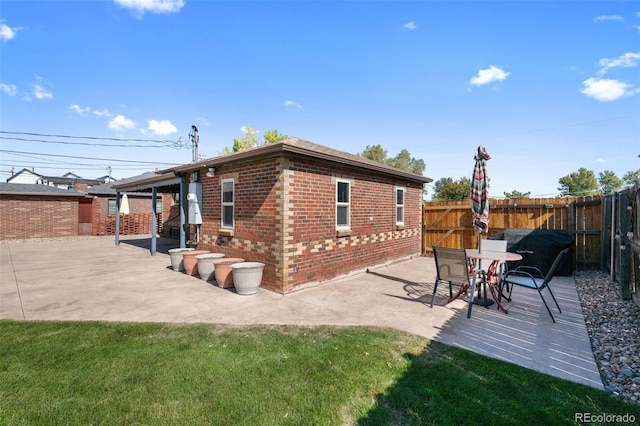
(120, 193, 130, 215)
(471, 145, 491, 252)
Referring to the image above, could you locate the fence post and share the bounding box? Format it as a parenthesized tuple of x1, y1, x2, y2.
(619, 190, 631, 299)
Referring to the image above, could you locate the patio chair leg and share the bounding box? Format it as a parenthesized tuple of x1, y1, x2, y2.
(546, 286, 562, 313)
(537, 288, 556, 323)
(430, 279, 439, 308)
(467, 271, 479, 319)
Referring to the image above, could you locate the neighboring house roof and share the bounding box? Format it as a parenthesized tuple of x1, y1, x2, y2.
(6, 169, 110, 187)
(160, 137, 433, 183)
(6, 168, 44, 183)
(96, 175, 117, 183)
(0, 182, 88, 197)
(43, 175, 105, 186)
(62, 172, 82, 179)
(91, 172, 161, 196)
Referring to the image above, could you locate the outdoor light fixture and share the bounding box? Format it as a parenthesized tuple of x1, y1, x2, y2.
(206, 167, 215, 177)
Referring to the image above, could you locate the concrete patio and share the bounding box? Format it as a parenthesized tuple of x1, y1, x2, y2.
(0, 236, 603, 390)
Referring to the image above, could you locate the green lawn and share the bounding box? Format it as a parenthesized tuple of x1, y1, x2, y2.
(1, 320, 638, 425)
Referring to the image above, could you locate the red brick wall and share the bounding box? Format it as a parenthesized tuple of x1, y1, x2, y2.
(94, 195, 155, 217)
(198, 158, 282, 292)
(195, 155, 423, 294)
(93, 194, 173, 236)
(0, 195, 80, 240)
(284, 158, 422, 290)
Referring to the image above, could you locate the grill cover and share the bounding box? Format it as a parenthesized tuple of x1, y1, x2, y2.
(489, 229, 574, 276)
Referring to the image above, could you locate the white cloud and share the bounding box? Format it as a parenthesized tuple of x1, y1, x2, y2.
(33, 84, 53, 100)
(595, 157, 606, 163)
(146, 119, 177, 135)
(580, 77, 639, 101)
(403, 21, 417, 30)
(0, 83, 17, 96)
(93, 108, 113, 117)
(284, 99, 302, 109)
(69, 104, 90, 115)
(597, 52, 640, 75)
(469, 65, 510, 86)
(593, 15, 623, 23)
(108, 114, 136, 131)
(114, 0, 185, 16)
(0, 21, 22, 41)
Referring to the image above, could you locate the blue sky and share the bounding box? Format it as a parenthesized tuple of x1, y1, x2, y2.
(1, 0, 638, 198)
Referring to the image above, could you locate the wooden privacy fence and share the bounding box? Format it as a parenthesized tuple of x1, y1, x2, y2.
(603, 185, 639, 302)
(422, 196, 602, 270)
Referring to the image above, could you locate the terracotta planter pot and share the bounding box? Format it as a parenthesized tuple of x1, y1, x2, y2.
(196, 253, 225, 282)
(213, 258, 245, 288)
(231, 262, 265, 295)
(181, 250, 210, 276)
(168, 248, 195, 271)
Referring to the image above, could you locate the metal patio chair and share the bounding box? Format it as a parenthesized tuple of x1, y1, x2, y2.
(499, 248, 570, 323)
(431, 246, 477, 308)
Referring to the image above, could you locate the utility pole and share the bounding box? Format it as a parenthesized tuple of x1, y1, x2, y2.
(190, 125, 199, 162)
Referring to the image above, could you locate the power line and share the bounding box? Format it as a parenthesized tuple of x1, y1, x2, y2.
(0, 136, 181, 149)
(0, 149, 180, 165)
(0, 130, 179, 144)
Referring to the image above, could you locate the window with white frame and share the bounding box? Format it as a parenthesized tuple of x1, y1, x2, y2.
(221, 178, 234, 228)
(108, 199, 117, 215)
(336, 180, 350, 229)
(396, 187, 405, 225)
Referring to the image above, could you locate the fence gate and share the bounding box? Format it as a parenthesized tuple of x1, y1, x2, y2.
(570, 197, 602, 270)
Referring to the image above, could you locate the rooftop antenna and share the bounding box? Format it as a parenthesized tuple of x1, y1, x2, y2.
(190, 125, 199, 162)
(106, 166, 112, 178)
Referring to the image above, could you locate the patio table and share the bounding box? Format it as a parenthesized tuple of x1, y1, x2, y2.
(465, 249, 522, 318)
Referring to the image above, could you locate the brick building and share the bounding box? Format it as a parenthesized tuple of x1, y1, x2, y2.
(0, 175, 174, 240)
(0, 183, 87, 240)
(123, 138, 431, 293)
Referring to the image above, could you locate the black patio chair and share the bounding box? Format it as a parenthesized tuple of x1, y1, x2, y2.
(431, 246, 475, 308)
(499, 248, 570, 323)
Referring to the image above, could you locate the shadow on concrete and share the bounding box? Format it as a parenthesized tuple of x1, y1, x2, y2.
(117, 236, 179, 254)
(367, 270, 433, 305)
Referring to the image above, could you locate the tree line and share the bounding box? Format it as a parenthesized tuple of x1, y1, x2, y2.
(431, 167, 640, 200)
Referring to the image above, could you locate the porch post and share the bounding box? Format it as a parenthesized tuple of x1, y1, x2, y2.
(115, 190, 121, 246)
(180, 174, 187, 248)
(151, 187, 158, 256)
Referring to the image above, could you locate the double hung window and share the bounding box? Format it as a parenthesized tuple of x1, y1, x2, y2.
(336, 180, 350, 229)
(396, 188, 405, 225)
(222, 178, 234, 228)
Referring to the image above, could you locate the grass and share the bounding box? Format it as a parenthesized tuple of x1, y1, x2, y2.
(1, 320, 638, 425)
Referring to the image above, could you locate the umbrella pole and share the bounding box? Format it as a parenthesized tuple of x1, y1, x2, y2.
(478, 231, 482, 253)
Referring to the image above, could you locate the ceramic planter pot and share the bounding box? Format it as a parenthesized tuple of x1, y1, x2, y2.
(213, 258, 245, 288)
(181, 250, 211, 276)
(168, 248, 195, 272)
(196, 253, 225, 282)
(230, 262, 265, 295)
